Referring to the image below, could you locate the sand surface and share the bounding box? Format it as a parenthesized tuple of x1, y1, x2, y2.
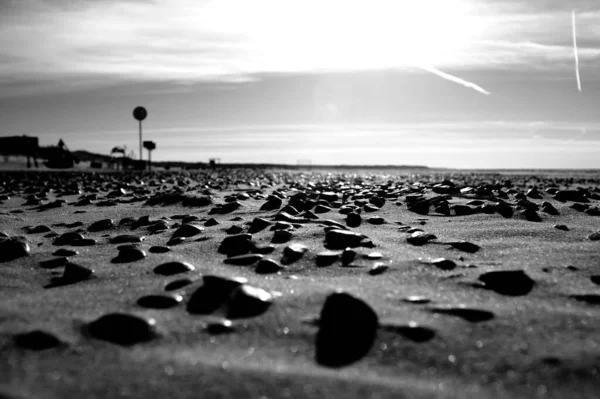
(1, 168, 599, 399)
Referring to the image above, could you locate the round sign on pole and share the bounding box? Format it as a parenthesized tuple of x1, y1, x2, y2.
(133, 106, 147, 121)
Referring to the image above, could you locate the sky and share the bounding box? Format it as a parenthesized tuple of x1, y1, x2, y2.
(1, 0, 600, 168)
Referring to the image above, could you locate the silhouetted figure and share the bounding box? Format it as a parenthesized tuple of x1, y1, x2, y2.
(0, 135, 40, 168)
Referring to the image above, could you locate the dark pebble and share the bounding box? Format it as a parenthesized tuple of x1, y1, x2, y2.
(14, 330, 62, 350)
(137, 294, 183, 309)
(225, 285, 273, 319)
(149, 246, 171, 254)
(0, 237, 31, 262)
(478, 270, 535, 296)
(187, 275, 247, 315)
(110, 234, 144, 244)
(87, 313, 158, 346)
(88, 219, 114, 232)
(224, 253, 263, 266)
(255, 258, 283, 274)
(165, 278, 194, 291)
(430, 306, 495, 322)
(113, 247, 146, 263)
(154, 261, 195, 276)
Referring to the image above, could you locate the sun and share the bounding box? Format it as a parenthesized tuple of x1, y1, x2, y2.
(232, 0, 483, 71)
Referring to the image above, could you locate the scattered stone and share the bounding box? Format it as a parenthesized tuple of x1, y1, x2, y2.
(316, 250, 340, 266)
(341, 248, 357, 266)
(224, 253, 263, 266)
(164, 278, 194, 291)
(88, 219, 114, 232)
(478, 270, 535, 296)
(430, 306, 495, 322)
(365, 252, 383, 260)
(28, 225, 52, 234)
(154, 261, 195, 276)
(325, 229, 366, 249)
(14, 330, 62, 350)
(521, 208, 542, 222)
(591, 275, 600, 286)
(367, 216, 386, 225)
(449, 241, 480, 253)
(406, 231, 437, 246)
(87, 313, 158, 346)
(346, 212, 362, 228)
(248, 217, 271, 233)
(53, 232, 85, 246)
(110, 234, 144, 244)
(113, 247, 146, 263)
(0, 237, 31, 262)
(137, 294, 183, 309)
(541, 202, 559, 215)
(554, 224, 569, 231)
(368, 262, 389, 275)
(225, 285, 274, 319)
(187, 275, 247, 315)
(363, 204, 380, 212)
(272, 229, 293, 243)
(204, 217, 219, 227)
(260, 197, 282, 211)
(588, 231, 600, 241)
(149, 246, 171, 254)
(494, 202, 513, 218)
(382, 322, 435, 342)
(316, 292, 378, 367)
(252, 244, 276, 254)
(52, 248, 78, 257)
(282, 243, 309, 263)
(255, 258, 283, 274)
(408, 200, 430, 215)
(430, 258, 457, 271)
(402, 296, 431, 304)
(206, 319, 235, 334)
(172, 224, 204, 238)
(166, 236, 186, 246)
(71, 238, 97, 246)
(554, 190, 588, 203)
(218, 234, 253, 256)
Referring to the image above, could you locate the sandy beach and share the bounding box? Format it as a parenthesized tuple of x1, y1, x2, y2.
(1, 168, 599, 399)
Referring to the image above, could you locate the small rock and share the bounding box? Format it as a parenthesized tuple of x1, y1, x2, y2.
(87, 313, 158, 346)
(341, 248, 357, 266)
(406, 231, 436, 246)
(206, 319, 235, 334)
(521, 208, 542, 222)
(28, 225, 52, 234)
(365, 252, 383, 260)
(478, 269, 535, 296)
(252, 244, 276, 254)
(368, 263, 389, 275)
(382, 322, 435, 342)
(154, 261, 195, 276)
(282, 243, 309, 264)
(218, 234, 254, 256)
(588, 231, 600, 241)
(186, 275, 247, 315)
(316, 292, 378, 367)
(52, 248, 78, 257)
(570, 294, 600, 305)
(88, 219, 114, 232)
(449, 241, 480, 253)
(260, 197, 282, 211)
(554, 224, 569, 231)
(402, 296, 431, 304)
(14, 330, 62, 350)
(431, 258, 457, 271)
(591, 275, 600, 285)
(172, 224, 204, 238)
(137, 294, 183, 309)
(110, 234, 144, 244)
(149, 246, 171, 253)
(325, 229, 366, 249)
(166, 236, 186, 246)
(204, 217, 219, 227)
(39, 257, 68, 269)
(225, 285, 273, 319)
(0, 237, 31, 262)
(113, 247, 146, 263)
(255, 258, 283, 274)
(60, 262, 94, 284)
(494, 202, 513, 218)
(271, 229, 293, 243)
(224, 253, 263, 266)
(346, 212, 362, 228)
(367, 216, 386, 225)
(316, 250, 341, 266)
(248, 217, 271, 233)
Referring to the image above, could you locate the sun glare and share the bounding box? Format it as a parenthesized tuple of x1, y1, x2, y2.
(221, 0, 484, 71)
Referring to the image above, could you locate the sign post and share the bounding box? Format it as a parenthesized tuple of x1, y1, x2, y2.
(143, 140, 156, 171)
(132, 106, 147, 164)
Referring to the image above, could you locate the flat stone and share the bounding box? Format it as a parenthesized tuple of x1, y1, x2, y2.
(570, 294, 600, 305)
(478, 270, 535, 296)
(110, 234, 144, 244)
(166, 236, 186, 246)
(204, 217, 219, 227)
(0, 237, 31, 262)
(225, 285, 273, 319)
(248, 217, 271, 233)
(113, 247, 146, 263)
(367, 216, 386, 225)
(14, 330, 62, 350)
(554, 224, 569, 231)
(365, 252, 383, 260)
(402, 296, 432, 304)
(316, 292, 378, 367)
(222, 253, 262, 266)
(225, 225, 244, 235)
(260, 197, 282, 211)
(282, 243, 309, 264)
(316, 251, 341, 266)
(172, 224, 204, 238)
(87, 313, 158, 346)
(154, 261, 195, 276)
(52, 248, 78, 257)
(368, 262, 389, 275)
(406, 231, 437, 246)
(137, 294, 183, 309)
(28, 225, 52, 234)
(71, 238, 98, 246)
(341, 248, 357, 266)
(255, 258, 283, 274)
(206, 319, 235, 334)
(431, 258, 457, 271)
(149, 246, 171, 253)
(88, 219, 114, 232)
(588, 231, 600, 241)
(325, 229, 365, 249)
(430, 306, 495, 322)
(449, 241, 480, 253)
(252, 244, 276, 254)
(187, 275, 247, 315)
(39, 257, 68, 269)
(165, 278, 194, 291)
(271, 229, 292, 243)
(218, 234, 254, 256)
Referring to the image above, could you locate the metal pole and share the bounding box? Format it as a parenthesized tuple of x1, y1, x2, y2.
(139, 120, 142, 162)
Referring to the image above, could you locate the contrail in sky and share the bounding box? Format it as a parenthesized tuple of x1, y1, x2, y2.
(572, 10, 582, 92)
(420, 66, 491, 95)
